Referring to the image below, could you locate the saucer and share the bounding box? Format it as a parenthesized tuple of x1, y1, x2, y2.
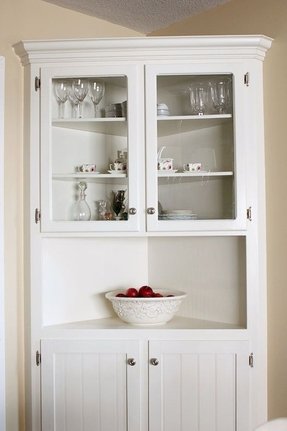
(108, 170, 126, 175)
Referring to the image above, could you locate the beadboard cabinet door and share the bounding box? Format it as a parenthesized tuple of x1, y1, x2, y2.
(41, 339, 140, 431)
(149, 340, 250, 431)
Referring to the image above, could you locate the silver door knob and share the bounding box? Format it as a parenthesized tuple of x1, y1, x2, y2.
(147, 207, 156, 215)
(127, 358, 136, 366)
(150, 358, 159, 366)
(129, 208, 137, 215)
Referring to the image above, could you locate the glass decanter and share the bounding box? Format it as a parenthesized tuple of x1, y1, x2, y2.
(73, 182, 91, 221)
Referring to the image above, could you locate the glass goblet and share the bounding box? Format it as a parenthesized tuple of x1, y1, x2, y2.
(210, 80, 231, 115)
(189, 83, 209, 116)
(89, 81, 105, 117)
(54, 80, 68, 119)
(72, 79, 89, 118)
(68, 86, 80, 118)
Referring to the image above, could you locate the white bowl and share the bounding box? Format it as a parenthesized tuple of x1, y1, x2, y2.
(105, 289, 186, 325)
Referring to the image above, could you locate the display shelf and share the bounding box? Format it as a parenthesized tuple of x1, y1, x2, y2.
(41, 316, 246, 332)
(157, 114, 232, 136)
(157, 170, 233, 178)
(53, 172, 127, 180)
(52, 117, 127, 135)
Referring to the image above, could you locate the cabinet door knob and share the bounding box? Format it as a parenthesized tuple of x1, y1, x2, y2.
(129, 208, 137, 215)
(127, 358, 136, 366)
(150, 358, 159, 366)
(147, 207, 156, 215)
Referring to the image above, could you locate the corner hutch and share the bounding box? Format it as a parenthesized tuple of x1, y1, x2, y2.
(14, 35, 272, 431)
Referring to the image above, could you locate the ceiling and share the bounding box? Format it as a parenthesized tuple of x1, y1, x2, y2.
(43, 0, 232, 34)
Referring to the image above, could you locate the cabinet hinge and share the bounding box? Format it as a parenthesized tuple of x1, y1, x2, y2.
(247, 206, 252, 221)
(35, 208, 41, 224)
(35, 76, 41, 91)
(244, 72, 250, 87)
(36, 350, 41, 366)
(249, 353, 254, 368)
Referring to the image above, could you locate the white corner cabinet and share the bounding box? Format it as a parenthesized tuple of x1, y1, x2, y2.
(14, 35, 272, 431)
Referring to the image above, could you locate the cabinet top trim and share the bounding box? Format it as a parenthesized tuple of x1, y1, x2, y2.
(14, 35, 272, 66)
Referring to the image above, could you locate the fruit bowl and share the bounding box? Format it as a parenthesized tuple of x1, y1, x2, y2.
(105, 288, 186, 325)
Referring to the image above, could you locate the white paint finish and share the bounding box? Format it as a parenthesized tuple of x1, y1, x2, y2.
(0, 56, 5, 431)
(41, 339, 140, 431)
(42, 0, 232, 33)
(41, 237, 148, 325)
(148, 236, 246, 326)
(149, 340, 249, 431)
(15, 36, 272, 431)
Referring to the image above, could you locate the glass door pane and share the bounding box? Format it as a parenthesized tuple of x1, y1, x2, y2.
(157, 74, 234, 222)
(145, 63, 246, 232)
(41, 65, 141, 233)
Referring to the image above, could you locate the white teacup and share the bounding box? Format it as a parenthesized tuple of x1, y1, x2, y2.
(109, 161, 126, 171)
(158, 158, 173, 170)
(78, 164, 97, 173)
(183, 163, 201, 172)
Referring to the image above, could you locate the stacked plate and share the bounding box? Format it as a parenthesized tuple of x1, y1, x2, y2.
(157, 103, 170, 116)
(159, 210, 197, 220)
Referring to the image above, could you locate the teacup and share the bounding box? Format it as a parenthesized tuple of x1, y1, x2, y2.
(158, 158, 173, 171)
(78, 164, 96, 173)
(109, 161, 126, 171)
(183, 163, 201, 172)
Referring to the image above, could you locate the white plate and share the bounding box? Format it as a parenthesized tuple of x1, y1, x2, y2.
(108, 170, 126, 175)
(157, 169, 178, 175)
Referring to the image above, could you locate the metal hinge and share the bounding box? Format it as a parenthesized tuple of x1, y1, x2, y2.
(36, 350, 41, 366)
(244, 72, 249, 87)
(247, 206, 252, 221)
(35, 208, 41, 224)
(249, 353, 254, 368)
(35, 76, 41, 91)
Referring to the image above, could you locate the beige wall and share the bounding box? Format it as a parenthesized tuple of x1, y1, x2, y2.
(0, 1, 142, 430)
(151, 0, 287, 419)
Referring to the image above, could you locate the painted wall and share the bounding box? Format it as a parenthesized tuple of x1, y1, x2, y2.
(151, 0, 287, 419)
(0, 1, 142, 430)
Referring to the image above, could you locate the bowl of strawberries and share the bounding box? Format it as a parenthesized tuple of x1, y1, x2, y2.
(105, 285, 186, 325)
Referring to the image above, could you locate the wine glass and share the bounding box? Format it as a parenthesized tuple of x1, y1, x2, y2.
(72, 79, 89, 118)
(68, 85, 80, 118)
(210, 80, 231, 114)
(189, 82, 209, 115)
(89, 80, 105, 117)
(54, 80, 68, 119)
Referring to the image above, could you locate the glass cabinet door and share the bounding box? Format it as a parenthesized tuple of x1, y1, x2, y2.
(40, 65, 143, 233)
(145, 63, 247, 232)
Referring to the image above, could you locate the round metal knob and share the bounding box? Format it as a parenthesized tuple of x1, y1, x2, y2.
(147, 207, 156, 215)
(150, 358, 159, 366)
(127, 358, 136, 366)
(129, 208, 137, 215)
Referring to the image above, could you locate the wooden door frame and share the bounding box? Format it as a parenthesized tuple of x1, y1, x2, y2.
(0, 55, 6, 431)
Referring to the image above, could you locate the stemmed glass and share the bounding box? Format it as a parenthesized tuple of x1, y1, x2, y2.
(210, 79, 231, 114)
(67, 86, 80, 118)
(71, 79, 89, 118)
(89, 80, 105, 117)
(54, 80, 68, 119)
(189, 82, 209, 116)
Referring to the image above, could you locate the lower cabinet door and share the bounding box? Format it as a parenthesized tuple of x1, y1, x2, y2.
(41, 339, 140, 431)
(149, 340, 250, 431)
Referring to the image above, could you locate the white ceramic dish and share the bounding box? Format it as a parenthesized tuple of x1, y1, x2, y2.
(108, 170, 126, 175)
(105, 289, 186, 325)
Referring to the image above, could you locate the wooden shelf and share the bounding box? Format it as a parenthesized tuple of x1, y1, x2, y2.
(53, 172, 127, 181)
(158, 171, 233, 178)
(52, 117, 127, 135)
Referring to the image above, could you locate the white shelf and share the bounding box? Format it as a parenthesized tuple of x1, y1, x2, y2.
(157, 114, 232, 121)
(157, 114, 233, 136)
(42, 316, 246, 332)
(53, 172, 127, 181)
(52, 117, 127, 135)
(157, 171, 233, 178)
